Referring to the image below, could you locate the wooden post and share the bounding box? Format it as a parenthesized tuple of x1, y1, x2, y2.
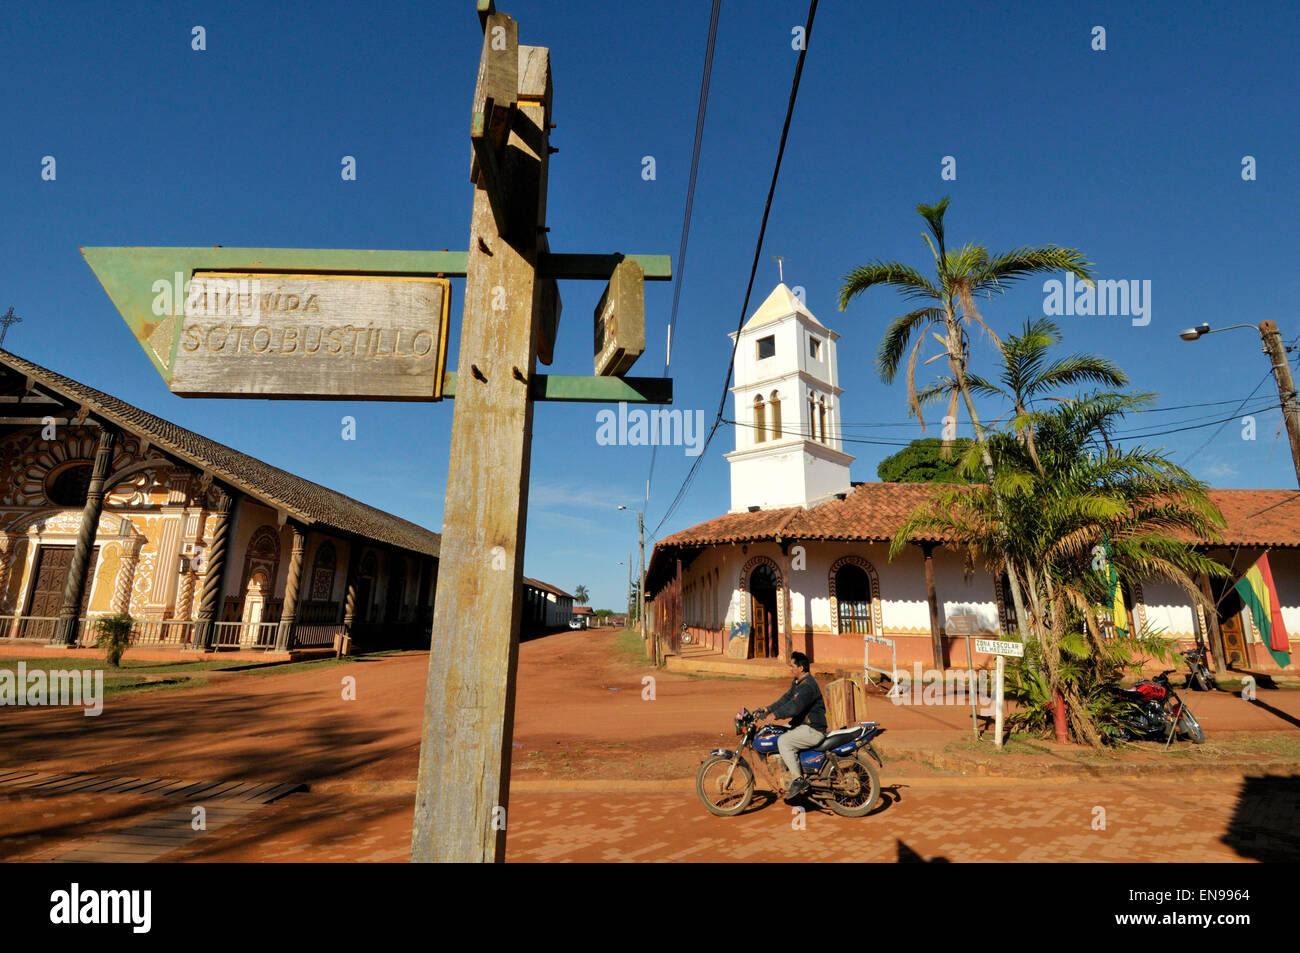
(1198, 571, 1228, 674)
(411, 39, 551, 864)
(275, 524, 306, 651)
(779, 542, 793, 661)
(342, 542, 360, 631)
(921, 543, 945, 669)
(190, 490, 235, 650)
(53, 426, 116, 646)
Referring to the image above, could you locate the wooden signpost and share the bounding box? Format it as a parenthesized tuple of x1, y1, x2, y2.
(593, 257, 645, 376)
(173, 272, 452, 399)
(974, 637, 1024, 747)
(82, 1, 673, 863)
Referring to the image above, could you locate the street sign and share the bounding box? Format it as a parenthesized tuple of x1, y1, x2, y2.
(974, 638, 1025, 657)
(170, 272, 451, 399)
(594, 258, 645, 376)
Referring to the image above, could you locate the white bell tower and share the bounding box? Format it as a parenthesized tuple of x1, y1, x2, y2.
(726, 283, 854, 512)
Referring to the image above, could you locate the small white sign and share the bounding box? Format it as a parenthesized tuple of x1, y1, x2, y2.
(974, 638, 1024, 657)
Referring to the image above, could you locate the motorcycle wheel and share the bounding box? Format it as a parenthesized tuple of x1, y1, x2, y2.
(825, 754, 881, 817)
(1177, 709, 1205, 744)
(1191, 669, 1211, 692)
(695, 755, 754, 817)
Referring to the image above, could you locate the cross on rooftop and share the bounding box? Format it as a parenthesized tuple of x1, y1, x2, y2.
(0, 308, 21, 348)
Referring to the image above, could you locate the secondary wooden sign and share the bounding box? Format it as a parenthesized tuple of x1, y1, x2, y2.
(170, 272, 451, 399)
(974, 638, 1025, 657)
(593, 258, 645, 377)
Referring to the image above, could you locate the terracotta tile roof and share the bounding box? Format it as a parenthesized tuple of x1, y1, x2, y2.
(648, 482, 1300, 594)
(0, 349, 440, 557)
(1203, 488, 1300, 549)
(657, 482, 945, 549)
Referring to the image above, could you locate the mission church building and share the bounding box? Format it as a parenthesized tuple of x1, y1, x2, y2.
(0, 349, 440, 658)
(646, 284, 1300, 675)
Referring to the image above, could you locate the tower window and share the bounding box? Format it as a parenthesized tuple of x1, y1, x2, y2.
(809, 337, 822, 360)
(818, 397, 828, 444)
(753, 395, 767, 443)
(756, 336, 775, 360)
(769, 390, 782, 439)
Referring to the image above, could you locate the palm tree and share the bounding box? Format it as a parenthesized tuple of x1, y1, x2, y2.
(573, 585, 590, 606)
(838, 197, 1095, 639)
(891, 340, 1226, 744)
(918, 317, 1127, 477)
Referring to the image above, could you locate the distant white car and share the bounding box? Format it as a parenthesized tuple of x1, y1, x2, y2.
(568, 617, 586, 630)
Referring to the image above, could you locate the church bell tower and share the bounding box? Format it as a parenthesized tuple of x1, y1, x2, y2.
(725, 283, 854, 512)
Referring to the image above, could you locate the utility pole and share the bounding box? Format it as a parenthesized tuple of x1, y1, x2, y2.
(638, 510, 650, 664)
(1259, 320, 1300, 489)
(1181, 320, 1300, 489)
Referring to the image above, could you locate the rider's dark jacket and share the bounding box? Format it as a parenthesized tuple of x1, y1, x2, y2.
(768, 675, 827, 733)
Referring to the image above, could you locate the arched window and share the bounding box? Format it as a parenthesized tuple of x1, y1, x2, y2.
(769, 390, 782, 439)
(753, 395, 767, 443)
(808, 393, 817, 441)
(835, 563, 872, 634)
(47, 463, 94, 507)
(818, 397, 828, 444)
(310, 541, 336, 601)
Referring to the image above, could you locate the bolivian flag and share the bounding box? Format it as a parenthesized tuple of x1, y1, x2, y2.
(1233, 553, 1292, 668)
(1105, 537, 1129, 637)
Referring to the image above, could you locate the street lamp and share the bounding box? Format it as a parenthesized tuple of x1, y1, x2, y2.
(1179, 320, 1300, 489)
(618, 504, 651, 664)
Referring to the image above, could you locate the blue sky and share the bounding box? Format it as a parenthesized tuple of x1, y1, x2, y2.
(2, 0, 1297, 610)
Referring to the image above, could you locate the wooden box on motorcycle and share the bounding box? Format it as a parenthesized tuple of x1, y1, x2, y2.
(824, 677, 868, 730)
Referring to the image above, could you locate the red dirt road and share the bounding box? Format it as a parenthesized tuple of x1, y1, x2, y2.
(1, 629, 1298, 861)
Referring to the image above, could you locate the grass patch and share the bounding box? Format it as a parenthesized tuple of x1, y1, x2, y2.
(609, 627, 654, 668)
(0, 655, 253, 675)
(944, 733, 1054, 757)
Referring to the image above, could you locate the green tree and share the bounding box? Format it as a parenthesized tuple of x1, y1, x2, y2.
(573, 585, 590, 605)
(876, 438, 975, 483)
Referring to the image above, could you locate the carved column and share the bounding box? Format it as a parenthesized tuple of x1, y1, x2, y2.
(111, 534, 144, 614)
(175, 567, 196, 621)
(191, 491, 236, 650)
(275, 525, 306, 651)
(0, 533, 14, 614)
(342, 542, 360, 631)
(53, 427, 117, 645)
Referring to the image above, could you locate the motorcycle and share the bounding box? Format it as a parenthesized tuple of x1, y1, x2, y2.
(695, 707, 884, 817)
(1181, 646, 1217, 692)
(1110, 670, 1204, 745)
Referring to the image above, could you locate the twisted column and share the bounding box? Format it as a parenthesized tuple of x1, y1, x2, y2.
(191, 492, 235, 650)
(0, 533, 14, 614)
(175, 567, 196, 621)
(343, 542, 360, 630)
(275, 525, 306, 651)
(54, 427, 117, 645)
(111, 535, 144, 614)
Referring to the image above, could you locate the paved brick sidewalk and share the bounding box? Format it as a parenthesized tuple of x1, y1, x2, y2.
(6, 774, 1287, 862)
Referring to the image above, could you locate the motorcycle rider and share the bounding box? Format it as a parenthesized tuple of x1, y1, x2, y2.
(755, 651, 826, 799)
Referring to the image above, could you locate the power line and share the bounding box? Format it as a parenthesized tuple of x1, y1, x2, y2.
(644, 0, 722, 510)
(651, 0, 820, 537)
(1178, 367, 1275, 464)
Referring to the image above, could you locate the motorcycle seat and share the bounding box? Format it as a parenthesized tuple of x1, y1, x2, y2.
(815, 726, 863, 751)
